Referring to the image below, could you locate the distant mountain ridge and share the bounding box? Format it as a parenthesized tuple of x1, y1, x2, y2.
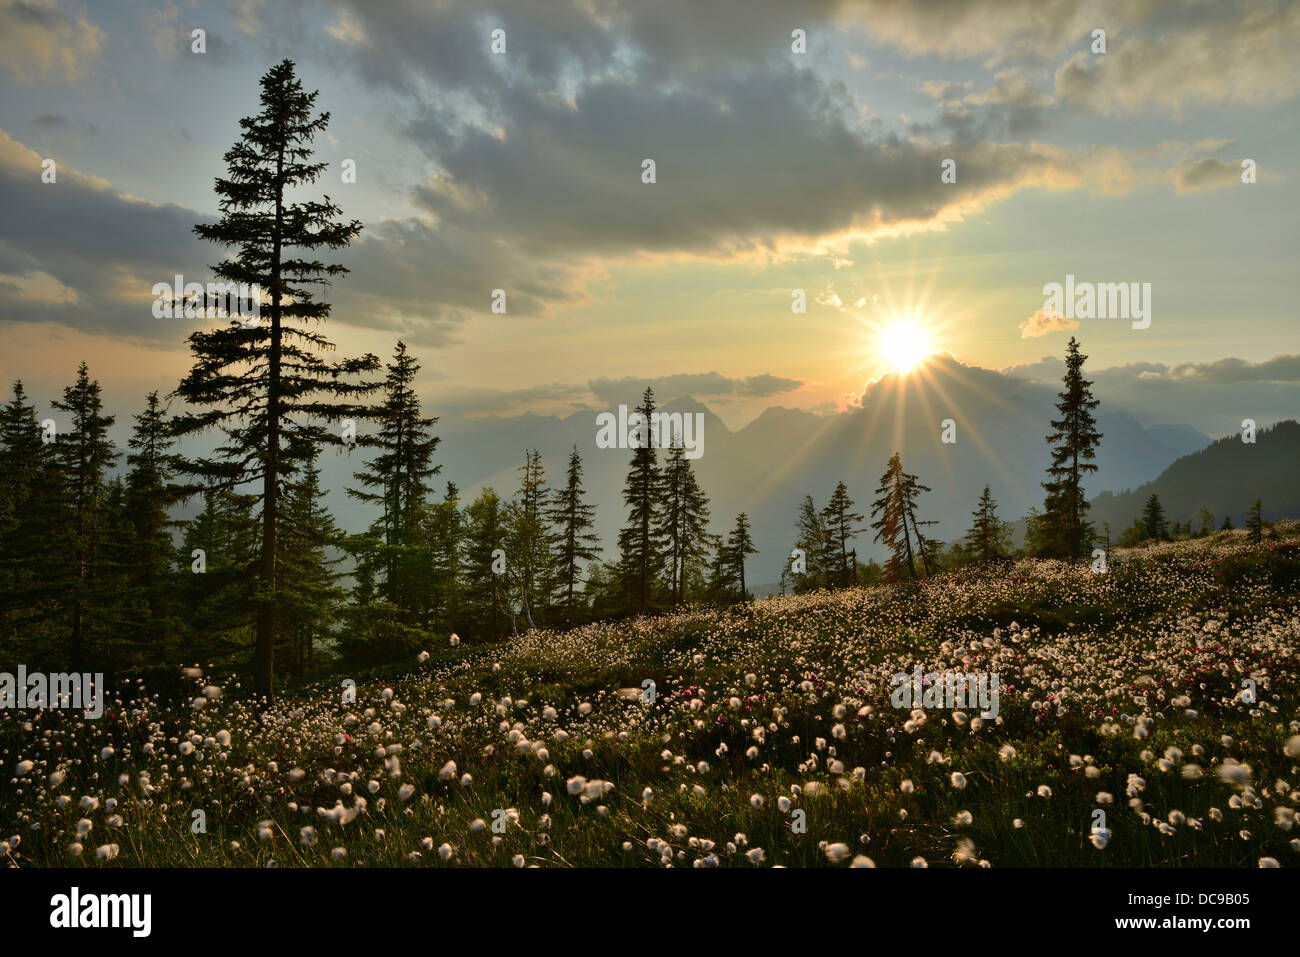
(300, 355, 1219, 583)
(1088, 420, 1300, 534)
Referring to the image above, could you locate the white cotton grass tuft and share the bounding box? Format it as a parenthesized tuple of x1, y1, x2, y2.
(949, 772, 967, 789)
(952, 837, 978, 864)
(1216, 758, 1253, 789)
(824, 842, 851, 862)
(450, 634, 460, 647)
(438, 843, 454, 860)
(95, 844, 120, 861)
(850, 855, 876, 867)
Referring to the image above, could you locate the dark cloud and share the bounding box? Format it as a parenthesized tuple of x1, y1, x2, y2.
(0, 130, 213, 338)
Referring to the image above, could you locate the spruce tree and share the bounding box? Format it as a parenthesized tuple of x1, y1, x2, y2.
(792, 494, 832, 592)
(726, 513, 758, 601)
(176, 487, 258, 668)
(659, 432, 711, 605)
(118, 392, 179, 665)
(1245, 498, 1263, 543)
(506, 450, 556, 630)
(347, 340, 440, 622)
(1041, 336, 1102, 559)
(1140, 494, 1167, 541)
(277, 451, 345, 676)
(821, 481, 865, 588)
(0, 382, 51, 651)
(425, 482, 466, 635)
(549, 448, 599, 624)
(616, 387, 665, 613)
(50, 363, 118, 669)
(464, 488, 509, 641)
(171, 60, 381, 704)
(964, 484, 1010, 563)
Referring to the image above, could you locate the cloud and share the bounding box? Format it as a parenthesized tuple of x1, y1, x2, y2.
(0, 0, 105, 85)
(433, 381, 592, 417)
(1167, 355, 1300, 384)
(1054, 2, 1300, 117)
(843, 0, 1148, 60)
(1019, 307, 1079, 338)
(0, 128, 211, 338)
(1173, 157, 1243, 194)
(323, 0, 1109, 280)
(587, 372, 803, 406)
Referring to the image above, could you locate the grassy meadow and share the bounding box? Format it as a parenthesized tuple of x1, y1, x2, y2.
(4, 528, 1299, 868)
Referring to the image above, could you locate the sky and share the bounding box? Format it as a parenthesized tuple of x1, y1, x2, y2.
(1, 0, 1298, 434)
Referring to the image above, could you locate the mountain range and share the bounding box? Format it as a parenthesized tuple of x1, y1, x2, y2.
(303, 354, 1233, 583)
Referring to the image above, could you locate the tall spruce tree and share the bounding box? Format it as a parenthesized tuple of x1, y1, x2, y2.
(506, 450, 556, 630)
(119, 392, 179, 665)
(822, 481, 864, 588)
(659, 432, 711, 605)
(549, 448, 599, 624)
(277, 451, 345, 676)
(171, 60, 381, 704)
(464, 488, 510, 641)
(0, 382, 50, 652)
(1041, 336, 1102, 559)
(347, 340, 440, 625)
(792, 494, 833, 592)
(424, 482, 466, 635)
(51, 363, 118, 669)
(617, 387, 665, 614)
(725, 512, 758, 602)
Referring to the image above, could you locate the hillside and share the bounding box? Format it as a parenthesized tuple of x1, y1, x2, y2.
(1090, 420, 1300, 532)
(5, 530, 1298, 868)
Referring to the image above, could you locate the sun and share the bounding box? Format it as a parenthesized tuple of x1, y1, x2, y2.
(879, 320, 933, 374)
